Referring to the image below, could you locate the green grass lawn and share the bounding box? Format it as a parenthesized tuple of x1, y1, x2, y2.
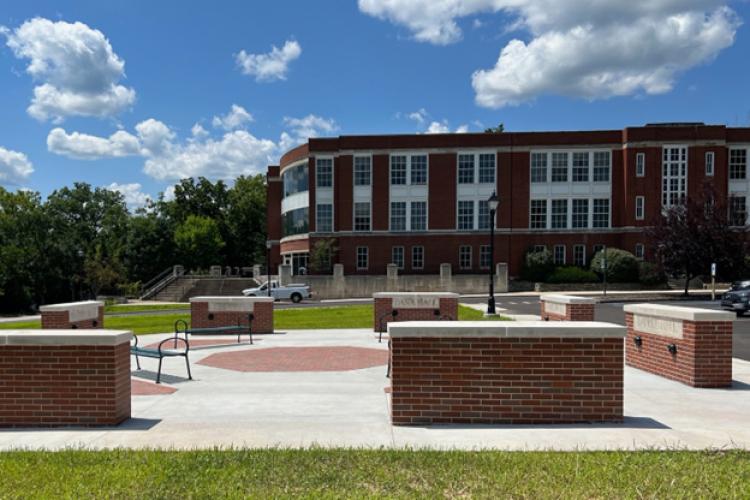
(0, 449, 747, 498)
(0, 304, 508, 334)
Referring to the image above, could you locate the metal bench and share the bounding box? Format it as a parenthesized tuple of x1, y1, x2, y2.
(173, 313, 254, 345)
(131, 334, 192, 384)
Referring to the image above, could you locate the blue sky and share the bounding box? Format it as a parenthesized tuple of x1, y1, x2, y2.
(1, 0, 749, 207)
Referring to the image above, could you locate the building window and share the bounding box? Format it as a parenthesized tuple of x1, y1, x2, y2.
(316, 158, 333, 188)
(572, 199, 589, 229)
(729, 196, 747, 226)
(282, 207, 309, 237)
(391, 246, 404, 269)
(354, 156, 371, 186)
(572, 152, 589, 182)
(457, 200, 474, 230)
(410, 201, 427, 231)
(635, 196, 645, 220)
(410, 155, 428, 185)
(459, 245, 472, 270)
(551, 199, 568, 229)
(458, 154, 475, 184)
(705, 152, 714, 177)
(533, 245, 547, 253)
(636, 153, 645, 177)
(553, 245, 565, 265)
(662, 146, 687, 207)
(635, 243, 645, 259)
(529, 199, 547, 229)
(730, 149, 747, 180)
(573, 244, 586, 267)
(593, 151, 611, 182)
(390, 201, 407, 231)
(551, 152, 568, 182)
(282, 163, 309, 198)
(593, 199, 610, 228)
(354, 202, 371, 231)
(411, 246, 424, 270)
(316, 204, 333, 232)
(478, 200, 491, 230)
(530, 152, 548, 183)
(479, 245, 491, 269)
(390, 155, 407, 185)
(478, 153, 496, 184)
(356, 247, 368, 270)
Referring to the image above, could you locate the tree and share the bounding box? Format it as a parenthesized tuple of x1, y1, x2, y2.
(309, 238, 338, 274)
(484, 123, 505, 133)
(521, 248, 554, 282)
(174, 215, 225, 271)
(123, 213, 175, 284)
(647, 184, 746, 295)
(590, 248, 639, 283)
(225, 174, 267, 266)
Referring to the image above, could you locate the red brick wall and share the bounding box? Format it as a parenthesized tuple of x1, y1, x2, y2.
(191, 301, 274, 334)
(41, 306, 104, 329)
(372, 154, 389, 231)
(428, 153, 456, 230)
(391, 336, 623, 425)
(374, 297, 458, 332)
(0, 343, 130, 427)
(540, 302, 595, 321)
(625, 312, 732, 388)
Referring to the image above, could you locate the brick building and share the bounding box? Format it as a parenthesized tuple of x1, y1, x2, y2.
(266, 123, 750, 277)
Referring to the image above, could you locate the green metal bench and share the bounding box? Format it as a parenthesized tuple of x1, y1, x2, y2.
(173, 313, 254, 346)
(131, 334, 192, 384)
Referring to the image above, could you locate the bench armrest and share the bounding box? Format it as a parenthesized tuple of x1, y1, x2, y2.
(174, 319, 189, 334)
(158, 336, 189, 355)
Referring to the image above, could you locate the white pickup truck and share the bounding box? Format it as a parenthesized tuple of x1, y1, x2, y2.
(242, 280, 312, 303)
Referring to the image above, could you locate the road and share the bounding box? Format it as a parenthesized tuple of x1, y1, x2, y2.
(462, 296, 750, 362)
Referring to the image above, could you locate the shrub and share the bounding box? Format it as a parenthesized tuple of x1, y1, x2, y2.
(638, 261, 666, 286)
(590, 248, 639, 283)
(521, 248, 555, 282)
(547, 266, 599, 284)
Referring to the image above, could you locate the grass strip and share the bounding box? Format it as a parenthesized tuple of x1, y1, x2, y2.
(0, 304, 509, 333)
(0, 449, 747, 498)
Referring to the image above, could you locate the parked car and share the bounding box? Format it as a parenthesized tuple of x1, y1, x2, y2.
(721, 280, 750, 316)
(242, 280, 312, 303)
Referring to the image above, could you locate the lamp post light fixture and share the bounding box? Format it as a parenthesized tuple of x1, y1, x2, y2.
(265, 240, 272, 297)
(486, 191, 500, 316)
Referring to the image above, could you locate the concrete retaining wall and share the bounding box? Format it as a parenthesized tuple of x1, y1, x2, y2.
(389, 321, 625, 425)
(190, 296, 274, 334)
(40, 301, 104, 329)
(540, 295, 595, 321)
(0, 330, 131, 427)
(624, 304, 733, 388)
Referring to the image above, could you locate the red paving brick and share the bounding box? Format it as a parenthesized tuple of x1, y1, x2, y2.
(146, 338, 253, 349)
(198, 346, 388, 372)
(131, 378, 177, 395)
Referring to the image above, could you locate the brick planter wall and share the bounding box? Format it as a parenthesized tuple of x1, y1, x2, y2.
(190, 296, 274, 334)
(0, 330, 131, 427)
(373, 293, 459, 332)
(624, 304, 733, 388)
(40, 301, 104, 329)
(389, 321, 625, 425)
(540, 295, 595, 321)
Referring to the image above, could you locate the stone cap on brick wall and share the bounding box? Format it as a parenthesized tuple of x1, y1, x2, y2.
(373, 292, 459, 298)
(623, 303, 734, 322)
(0, 330, 132, 346)
(190, 296, 274, 313)
(39, 300, 103, 322)
(388, 321, 626, 339)
(540, 294, 595, 305)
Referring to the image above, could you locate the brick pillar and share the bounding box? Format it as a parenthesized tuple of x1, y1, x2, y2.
(373, 292, 460, 331)
(624, 304, 733, 388)
(540, 295, 595, 321)
(190, 296, 274, 334)
(40, 301, 104, 329)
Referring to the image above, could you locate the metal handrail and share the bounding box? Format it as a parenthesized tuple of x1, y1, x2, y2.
(140, 270, 180, 300)
(140, 266, 175, 292)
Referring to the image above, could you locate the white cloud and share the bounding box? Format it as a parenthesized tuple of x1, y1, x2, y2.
(455, 124, 470, 133)
(191, 123, 208, 138)
(106, 182, 151, 210)
(211, 104, 253, 131)
(359, 1, 740, 106)
(47, 127, 140, 159)
(162, 185, 176, 202)
(407, 108, 428, 124)
(279, 114, 338, 152)
(2, 17, 136, 121)
(425, 120, 469, 134)
(0, 146, 34, 185)
(235, 39, 301, 82)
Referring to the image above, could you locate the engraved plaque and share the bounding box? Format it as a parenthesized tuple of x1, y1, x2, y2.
(633, 314, 683, 339)
(544, 301, 567, 316)
(392, 295, 441, 309)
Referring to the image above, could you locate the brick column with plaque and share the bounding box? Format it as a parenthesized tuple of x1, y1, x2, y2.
(540, 294, 595, 321)
(373, 292, 459, 332)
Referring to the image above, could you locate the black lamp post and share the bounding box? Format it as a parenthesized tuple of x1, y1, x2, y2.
(487, 191, 499, 315)
(265, 240, 272, 297)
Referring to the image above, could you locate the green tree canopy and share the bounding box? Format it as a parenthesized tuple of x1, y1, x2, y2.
(174, 215, 225, 271)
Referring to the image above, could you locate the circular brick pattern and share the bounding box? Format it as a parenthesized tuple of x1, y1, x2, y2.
(131, 379, 177, 395)
(198, 346, 388, 372)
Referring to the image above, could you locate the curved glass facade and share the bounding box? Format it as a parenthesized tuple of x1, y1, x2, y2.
(283, 163, 309, 198)
(282, 207, 309, 237)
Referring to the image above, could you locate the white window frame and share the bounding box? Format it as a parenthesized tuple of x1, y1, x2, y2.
(411, 246, 424, 270)
(635, 196, 645, 221)
(315, 157, 334, 188)
(356, 247, 368, 270)
(391, 246, 405, 270)
(636, 153, 645, 177)
(479, 245, 491, 270)
(389, 201, 407, 231)
(662, 145, 688, 207)
(459, 245, 472, 270)
(316, 203, 333, 233)
(390, 153, 429, 186)
(457, 200, 475, 231)
(353, 155, 372, 186)
(635, 243, 645, 260)
(353, 201, 371, 232)
(705, 151, 714, 177)
(553, 244, 566, 265)
(573, 244, 586, 267)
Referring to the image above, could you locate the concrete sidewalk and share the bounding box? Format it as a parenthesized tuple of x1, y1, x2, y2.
(1, 328, 749, 451)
